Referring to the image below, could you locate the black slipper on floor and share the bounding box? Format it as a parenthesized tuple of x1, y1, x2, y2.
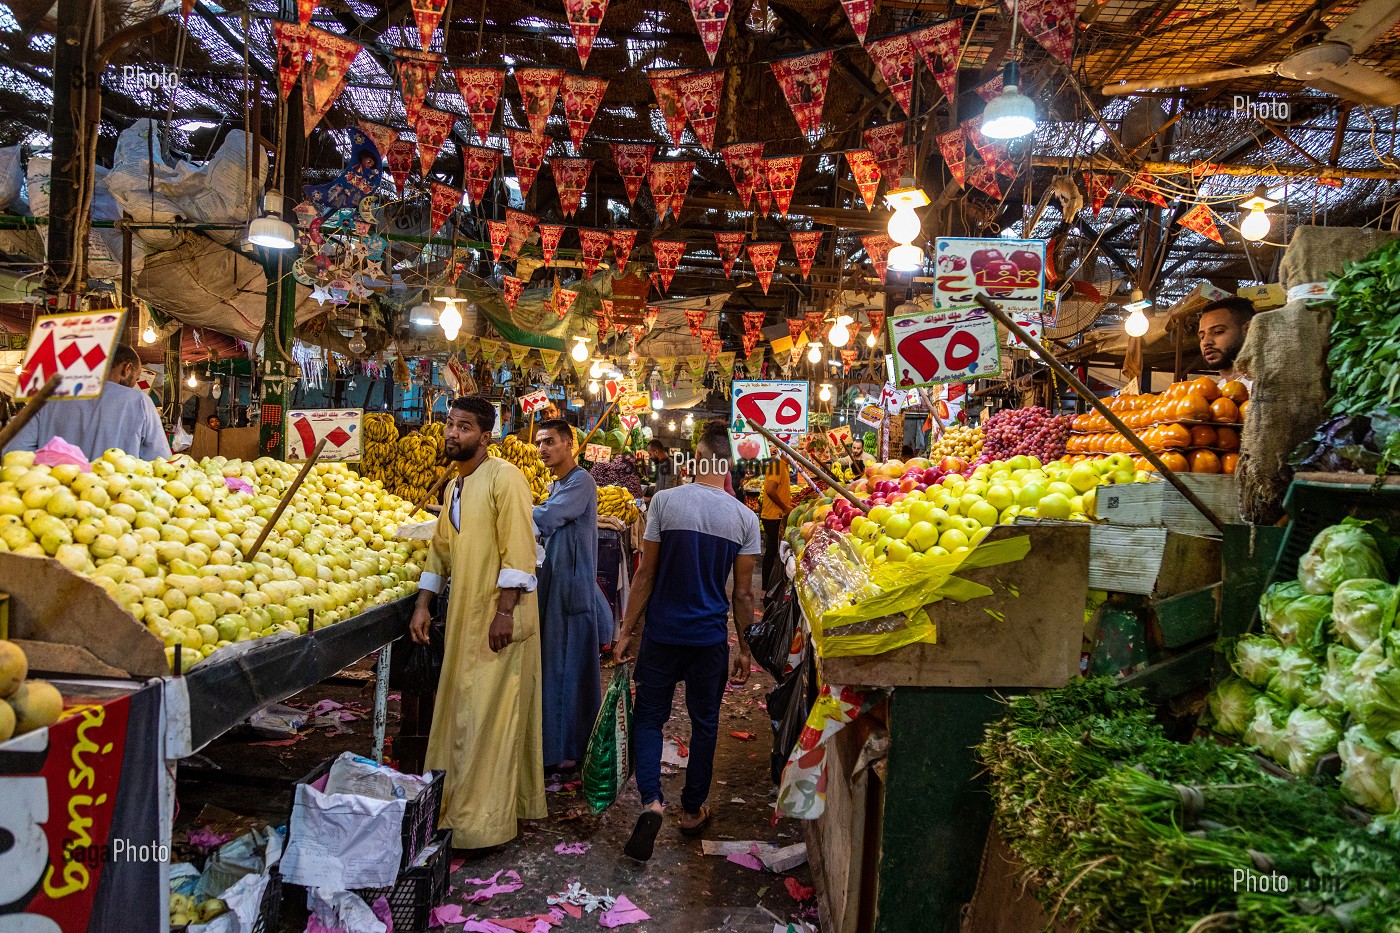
(623, 810, 663, 861)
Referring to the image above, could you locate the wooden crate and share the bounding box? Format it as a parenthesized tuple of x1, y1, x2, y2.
(1092, 474, 1241, 537)
(1086, 525, 1221, 598)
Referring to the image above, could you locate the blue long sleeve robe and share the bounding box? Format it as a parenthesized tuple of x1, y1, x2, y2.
(532, 466, 611, 766)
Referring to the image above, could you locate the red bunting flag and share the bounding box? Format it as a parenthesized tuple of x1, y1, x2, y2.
(841, 348, 859, 372)
(687, 0, 732, 64)
(538, 224, 565, 264)
(613, 316, 629, 336)
(410, 0, 447, 49)
(611, 229, 637, 270)
(844, 149, 881, 210)
(678, 69, 724, 151)
(714, 231, 745, 278)
(867, 33, 918, 118)
(506, 129, 549, 198)
(975, 73, 1004, 102)
(504, 209, 538, 261)
(551, 157, 593, 217)
(503, 275, 524, 310)
(562, 0, 608, 67)
(463, 146, 501, 205)
(804, 310, 828, 341)
(598, 299, 614, 332)
(1123, 171, 1168, 208)
(755, 172, 772, 217)
(786, 318, 806, 342)
(742, 328, 763, 358)
(1013, 0, 1076, 64)
(937, 128, 967, 187)
(684, 308, 707, 337)
(610, 143, 655, 207)
(648, 161, 694, 220)
(295, 0, 314, 26)
(721, 142, 764, 209)
(273, 22, 312, 99)
(865, 310, 884, 342)
(743, 310, 766, 336)
(667, 162, 695, 219)
(909, 19, 961, 103)
(1178, 202, 1225, 245)
(861, 233, 892, 280)
(770, 51, 833, 139)
(428, 181, 460, 235)
(839, 0, 873, 44)
(649, 69, 690, 147)
(652, 239, 687, 292)
(516, 67, 564, 137)
(699, 328, 720, 360)
(561, 74, 608, 152)
(388, 138, 415, 193)
(964, 117, 1015, 180)
(302, 28, 362, 135)
(764, 156, 803, 218)
(453, 67, 505, 144)
(358, 120, 398, 160)
(789, 231, 822, 279)
(486, 220, 509, 262)
(1084, 172, 1115, 215)
(864, 122, 911, 186)
(643, 306, 660, 329)
(414, 107, 457, 176)
(966, 160, 1003, 199)
(746, 242, 782, 294)
(554, 287, 579, 321)
(578, 228, 612, 278)
(395, 49, 443, 130)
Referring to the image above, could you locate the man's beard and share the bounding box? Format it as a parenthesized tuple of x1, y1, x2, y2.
(446, 438, 480, 461)
(1213, 339, 1244, 369)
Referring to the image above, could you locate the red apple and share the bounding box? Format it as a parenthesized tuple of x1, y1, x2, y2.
(1007, 250, 1042, 274)
(736, 437, 762, 460)
(970, 248, 1005, 272)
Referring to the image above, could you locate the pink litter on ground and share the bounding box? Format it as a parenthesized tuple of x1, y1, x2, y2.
(726, 852, 764, 871)
(598, 895, 650, 928)
(554, 842, 590, 855)
(429, 903, 470, 927)
(185, 827, 231, 849)
(560, 904, 582, 919)
(248, 736, 304, 747)
(465, 869, 524, 903)
(785, 877, 816, 901)
(451, 857, 466, 874)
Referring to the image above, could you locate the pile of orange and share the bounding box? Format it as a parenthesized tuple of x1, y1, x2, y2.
(1066, 376, 1249, 474)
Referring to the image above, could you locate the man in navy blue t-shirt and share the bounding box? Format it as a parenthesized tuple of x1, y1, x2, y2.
(613, 420, 760, 860)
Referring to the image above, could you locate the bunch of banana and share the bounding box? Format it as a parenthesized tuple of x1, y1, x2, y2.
(390, 433, 440, 504)
(490, 435, 551, 504)
(359, 413, 399, 485)
(830, 460, 854, 484)
(169, 893, 226, 927)
(597, 484, 639, 523)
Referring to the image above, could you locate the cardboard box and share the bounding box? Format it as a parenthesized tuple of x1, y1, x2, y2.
(1088, 525, 1221, 597)
(1093, 474, 1240, 537)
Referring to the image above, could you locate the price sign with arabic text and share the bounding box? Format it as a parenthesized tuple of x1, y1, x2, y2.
(730, 380, 809, 437)
(887, 306, 1001, 388)
(618, 392, 651, 416)
(933, 236, 1046, 349)
(585, 443, 612, 463)
(286, 408, 362, 462)
(518, 389, 551, 415)
(16, 308, 126, 400)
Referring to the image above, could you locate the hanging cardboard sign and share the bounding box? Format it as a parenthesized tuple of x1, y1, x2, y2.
(888, 306, 1001, 388)
(518, 389, 551, 415)
(561, 74, 609, 151)
(618, 391, 651, 416)
(731, 379, 809, 436)
(857, 404, 884, 428)
(932, 236, 1045, 313)
(453, 66, 505, 144)
(586, 443, 613, 463)
(286, 407, 362, 461)
(770, 50, 832, 139)
(827, 424, 853, 450)
(611, 142, 655, 206)
(16, 308, 125, 400)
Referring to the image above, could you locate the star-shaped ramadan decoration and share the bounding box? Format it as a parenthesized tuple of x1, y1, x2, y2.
(310, 284, 332, 305)
(363, 260, 384, 279)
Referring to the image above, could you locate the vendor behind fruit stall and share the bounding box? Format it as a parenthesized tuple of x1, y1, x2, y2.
(3, 343, 171, 461)
(1197, 297, 1255, 389)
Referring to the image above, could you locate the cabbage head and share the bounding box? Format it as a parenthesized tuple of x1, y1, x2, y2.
(1299, 523, 1388, 595)
(1321, 644, 1360, 710)
(1338, 725, 1400, 813)
(1231, 634, 1284, 688)
(1332, 578, 1396, 651)
(1266, 645, 1326, 708)
(1352, 663, 1400, 750)
(1279, 706, 1341, 775)
(1207, 677, 1260, 738)
(1242, 694, 1289, 762)
(1259, 581, 1331, 652)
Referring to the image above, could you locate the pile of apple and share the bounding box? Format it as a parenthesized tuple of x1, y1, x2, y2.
(794, 453, 1146, 565)
(0, 449, 431, 673)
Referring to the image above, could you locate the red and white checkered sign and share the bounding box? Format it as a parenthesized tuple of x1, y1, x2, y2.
(16, 308, 126, 400)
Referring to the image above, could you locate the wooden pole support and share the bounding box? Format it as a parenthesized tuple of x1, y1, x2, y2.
(243, 437, 328, 562)
(578, 395, 622, 451)
(744, 419, 870, 514)
(0, 375, 63, 451)
(412, 471, 450, 516)
(972, 293, 1226, 533)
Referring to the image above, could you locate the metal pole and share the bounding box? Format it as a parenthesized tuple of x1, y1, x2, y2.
(372, 642, 391, 763)
(972, 293, 1225, 532)
(242, 437, 328, 561)
(744, 418, 870, 514)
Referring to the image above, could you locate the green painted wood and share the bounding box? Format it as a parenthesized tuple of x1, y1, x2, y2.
(1216, 524, 1287, 683)
(1152, 584, 1220, 649)
(875, 687, 1009, 933)
(1119, 643, 1214, 703)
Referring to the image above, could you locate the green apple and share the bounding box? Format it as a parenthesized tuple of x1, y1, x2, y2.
(1067, 463, 1100, 494)
(1037, 493, 1073, 520)
(929, 508, 953, 532)
(1047, 481, 1077, 500)
(985, 484, 1015, 511)
(966, 500, 999, 527)
(886, 539, 913, 562)
(868, 505, 893, 526)
(938, 528, 969, 551)
(906, 521, 938, 551)
(884, 513, 912, 540)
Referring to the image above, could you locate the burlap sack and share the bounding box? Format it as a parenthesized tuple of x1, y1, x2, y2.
(1235, 227, 1400, 524)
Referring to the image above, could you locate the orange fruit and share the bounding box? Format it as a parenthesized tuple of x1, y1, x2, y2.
(1238, 400, 1250, 422)
(1210, 397, 1241, 424)
(1191, 376, 1221, 401)
(1177, 394, 1211, 421)
(1189, 449, 1222, 473)
(1160, 451, 1189, 473)
(1189, 425, 1217, 448)
(1161, 423, 1192, 449)
(1215, 426, 1240, 451)
(1220, 381, 1249, 403)
(1221, 452, 1239, 474)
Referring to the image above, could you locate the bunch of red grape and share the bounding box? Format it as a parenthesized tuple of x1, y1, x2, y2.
(982, 407, 1074, 462)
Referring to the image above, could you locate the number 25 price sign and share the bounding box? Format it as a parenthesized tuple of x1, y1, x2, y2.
(730, 380, 809, 437)
(887, 307, 1001, 388)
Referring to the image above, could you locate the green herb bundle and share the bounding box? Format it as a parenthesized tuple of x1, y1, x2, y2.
(1328, 240, 1400, 418)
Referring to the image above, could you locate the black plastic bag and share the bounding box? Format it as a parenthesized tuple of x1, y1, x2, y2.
(766, 655, 816, 784)
(747, 577, 799, 680)
(391, 590, 447, 695)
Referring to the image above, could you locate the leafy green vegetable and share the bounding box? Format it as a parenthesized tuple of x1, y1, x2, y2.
(1338, 725, 1400, 813)
(1232, 633, 1285, 687)
(1321, 643, 1360, 710)
(1268, 646, 1328, 708)
(1207, 676, 1260, 737)
(1243, 693, 1290, 760)
(1327, 238, 1400, 419)
(1260, 580, 1332, 651)
(1299, 524, 1389, 596)
(1280, 705, 1341, 775)
(1332, 578, 1396, 651)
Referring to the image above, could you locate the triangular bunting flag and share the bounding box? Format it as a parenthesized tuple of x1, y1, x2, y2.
(540, 348, 562, 375)
(428, 181, 460, 235)
(598, 299, 615, 333)
(414, 107, 457, 176)
(561, 74, 609, 152)
(611, 229, 637, 270)
(789, 231, 822, 279)
(302, 28, 362, 135)
(506, 129, 549, 198)
(463, 146, 502, 205)
(395, 48, 443, 130)
(503, 275, 524, 309)
(295, 0, 314, 27)
(864, 122, 911, 186)
(687, 0, 732, 64)
(1123, 171, 1168, 208)
(648, 161, 695, 220)
(509, 343, 532, 368)
(839, 0, 873, 44)
(742, 310, 766, 337)
(770, 51, 833, 139)
(516, 67, 564, 137)
(975, 74, 1004, 102)
(652, 239, 687, 292)
(742, 329, 763, 358)
(746, 242, 781, 294)
(274, 22, 312, 99)
(966, 160, 1002, 199)
(578, 228, 611, 278)
(538, 224, 565, 264)
(786, 318, 805, 342)
(908, 19, 961, 103)
(865, 310, 884, 344)
(686, 353, 708, 382)
(714, 231, 745, 278)
(555, 287, 579, 321)
(861, 232, 892, 279)
(505, 208, 538, 261)
(486, 220, 509, 263)
(845, 149, 881, 210)
(410, 0, 448, 48)
(479, 337, 501, 362)
(649, 69, 690, 147)
(1084, 171, 1115, 215)
(867, 33, 918, 118)
(937, 128, 967, 187)
(721, 142, 764, 209)
(964, 117, 1015, 180)
(804, 310, 827, 341)
(562, 0, 608, 68)
(763, 156, 803, 218)
(668, 161, 695, 219)
(358, 120, 398, 160)
(841, 348, 858, 373)
(684, 308, 706, 337)
(611, 143, 655, 207)
(1013, 0, 1076, 64)
(643, 305, 660, 330)
(388, 138, 415, 193)
(1178, 202, 1224, 245)
(755, 173, 772, 217)
(453, 67, 505, 144)
(699, 328, 719, 360)
(658, 356, 678, 383)
(551, 157, 593, 217)
(678, 69, 724, 151)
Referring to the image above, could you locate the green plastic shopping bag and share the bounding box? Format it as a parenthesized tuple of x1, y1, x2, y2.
(582, 662, 634, 814)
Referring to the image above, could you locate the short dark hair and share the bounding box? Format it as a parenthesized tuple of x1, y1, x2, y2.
(449, 395, 496, 433)
(647, 439, 666, 454)
(698, 419, 730, 462)
(536, 418, 573, 445)
(112, 343, 140, 370)
(1198, 297, 1255, 329)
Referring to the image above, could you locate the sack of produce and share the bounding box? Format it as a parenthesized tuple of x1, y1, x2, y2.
(1299, 523, 1388, 595)
(581, 663, 633, 815)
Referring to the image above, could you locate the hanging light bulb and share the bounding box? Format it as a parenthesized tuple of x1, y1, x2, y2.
(186, 370, 198, 388)
(667, 420, 676, 431)
(141, 325, 158, 345)
(588, 378, 600, 395)
(884, 180, 929, 273)
(348, 331, 367, 354)
(1124, 308, 1150, 337)
(649, 410, 659, 422)
(818, 383, 832, 402)
(866, 331, 877, 349)
(828, 315, 855, 348)
(13, 361, 22, 375)
(807, 341, 822, 364)
(981, 61, 1038, 140)
(887, 208, 921, 245)
(409, 301, 439, 326)
(211, 380, 222, 400)
(1239, 184, 1277, 242)
(887, 244, 924, 272)
(572, 336, 590, 362)
(650, 391, 663, 410)
(247, 189, 297, 250)
(684, 412, 694, 425)
(438, 298, 462, 341)
(589, 358, 604, 379)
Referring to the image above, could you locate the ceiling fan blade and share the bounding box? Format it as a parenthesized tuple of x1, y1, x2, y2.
(1325, 0, 1400, 55)
(1308, 61, 1400, 106)
(1101, 63, 1278, 96)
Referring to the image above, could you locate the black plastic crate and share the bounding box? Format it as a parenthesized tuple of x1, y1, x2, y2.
(350, 829, 452, 933)
(286, 757, 445, 874)
(250, 866, 282, 933)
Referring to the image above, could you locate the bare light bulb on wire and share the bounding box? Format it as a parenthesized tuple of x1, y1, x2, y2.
(1124, 308, 1150, 337)
(438, 299, 462, 341)
(572, 336, 590, 362)
(866, 331, 877, 349)
(819, 383, 832, 402)
(186, 371, 198, 388)
(807, 342, 822, 364)
(588, 378, 600, 395)
(141, 325, 157, 345)
(828, 315, 855, 348)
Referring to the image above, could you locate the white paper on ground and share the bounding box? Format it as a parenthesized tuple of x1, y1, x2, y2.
(324, 751, 430, 801)
(280, 783, 405, 889)
(307, 888, 388, 933)
(700, 840, 781, 857)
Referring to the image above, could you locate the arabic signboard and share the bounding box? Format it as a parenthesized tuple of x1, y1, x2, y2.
(518, 389, 552, 415)
(730, 380, 809, 438)
(887, 306, 1001, 388)
(16, 308, 126, 400)
(286, 408, 363, 462)
(933, 236, 1046, 348)
(585, 443, 612, 463)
